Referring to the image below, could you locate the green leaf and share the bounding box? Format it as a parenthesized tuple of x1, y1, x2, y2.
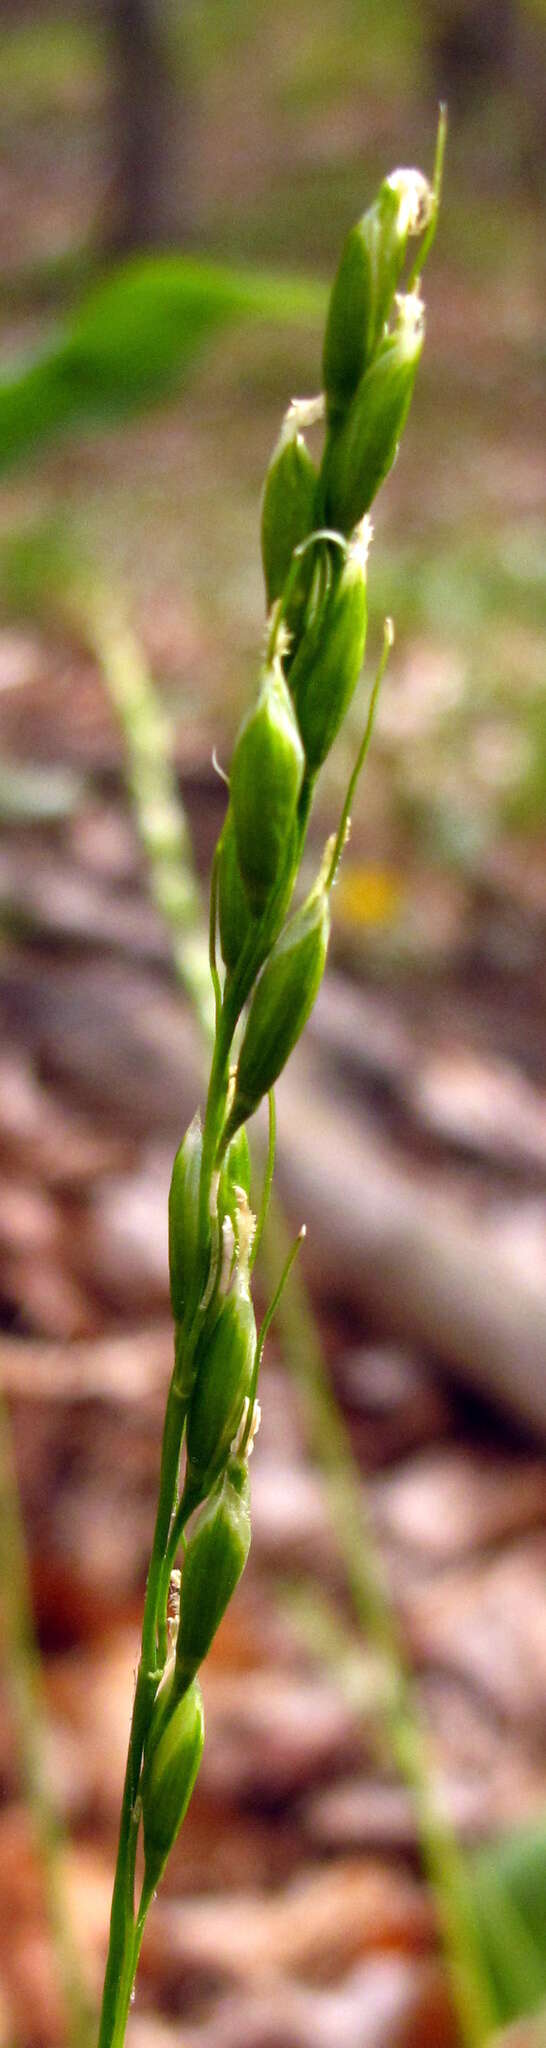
(471, 1816, 546, 2026)
(0, 254, 325, 471)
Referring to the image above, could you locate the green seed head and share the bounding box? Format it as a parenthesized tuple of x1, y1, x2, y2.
(168, 1113, 202, 1325)
(141, 1674, 204, 1892)
(217, 804, 256, 974)
(323, 170, 432, 419)
(175, 1464, 251, 1691)
(261, 412, 317, 612)
(321, 289, 425, 535)
(230, 658, 304, 916)
(290, 521, 370, 771)
(186, 1275, 256, 1493)
(227, 884, 330, 1131)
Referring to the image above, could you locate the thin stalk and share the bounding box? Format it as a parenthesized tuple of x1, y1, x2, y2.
(160, 1474, 202, 1605)
(0, 1391, 94, 2048)
(406, 104, 448, 294)
(86, 590, 214, 1045)
(240, 1225, 305, 1457)
(326, 619, 394, 890)
(97, 1373, 187, 2048)
(250, 1090, 276, 1273)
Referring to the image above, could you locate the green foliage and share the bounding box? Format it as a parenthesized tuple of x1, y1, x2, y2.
(471, 1818, 546, 2026)
(0, 256, 325, 471)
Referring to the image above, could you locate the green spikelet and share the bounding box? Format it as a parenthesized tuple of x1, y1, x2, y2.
(261, 414, 317, 610)
(175, 1461, 251, 1691)
(141, 1675, 204, 1892)
(230, 658, 304, 915)
(321, 290, 425, 535)
(290, 523, 369, 770)
(186, 1273, 256, 1493)
(225, 883, 330, 1135)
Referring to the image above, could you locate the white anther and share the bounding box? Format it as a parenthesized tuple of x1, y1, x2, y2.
(275, 619, 293, 663)
(393, 288, 425, 356)
(234, 1189, 256, 1280)
(230, 1396, 261, 1459)
(348, 514, 373, 574)
(287, 394, 325, 430)
(386, 169, 433, 237)
(167, 1568, 182, 1646)
(220, 1214, 235, 1294)
(247, 1399, 261, 1453)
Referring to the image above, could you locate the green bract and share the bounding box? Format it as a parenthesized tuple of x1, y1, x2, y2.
(141, 1675, 204, 1892)
(221, 1125, 251, 1209)
(230, 658, 304, 915)
(168, 1113, 202, 1325)
(261, 417, 317, 610)
(290, 523, 369, 770)
(226, 884, 330, 1133)
(175, 1462, 251, 1692)
(323, 170, 432, 418)
(322, 290, 425, 535)
(217, 804, 256, 973)
(186, 1275, 256, 1491)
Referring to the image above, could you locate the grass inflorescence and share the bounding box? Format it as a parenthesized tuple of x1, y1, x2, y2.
(98, 117, 447, 2048)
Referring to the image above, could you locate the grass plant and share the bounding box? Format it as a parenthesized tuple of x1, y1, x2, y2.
(96, 121, 450, 2047)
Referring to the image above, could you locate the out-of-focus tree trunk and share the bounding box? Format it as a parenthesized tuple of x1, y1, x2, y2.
(97, 0, 194, 252)
(423, 0, 517, 109)
(421, 0, 546, 192)
(3, 0, 195, 253)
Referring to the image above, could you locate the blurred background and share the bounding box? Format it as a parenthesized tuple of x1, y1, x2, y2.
(0, 3, 545, 2045)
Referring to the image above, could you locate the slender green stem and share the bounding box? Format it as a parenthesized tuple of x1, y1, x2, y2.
(326, 619, 393, 891)
(0, 1393, 94, 2048)
(250, 1090, 276, 1272)
(241, 1225, 305, 1457)
(97, 1374, 187, 2048)
(159, 1476, 202, 1610)
(406, 104, 448, 294)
